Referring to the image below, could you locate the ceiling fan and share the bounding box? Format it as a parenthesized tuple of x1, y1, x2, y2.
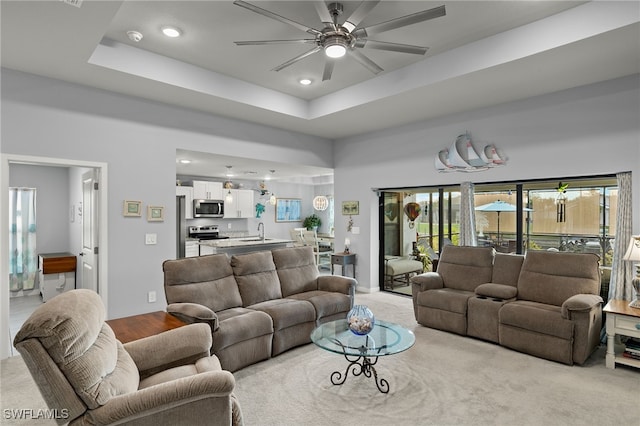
(233, 0, 446, 81)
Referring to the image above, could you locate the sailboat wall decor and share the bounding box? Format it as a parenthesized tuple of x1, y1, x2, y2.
(435, 132, 507, 173)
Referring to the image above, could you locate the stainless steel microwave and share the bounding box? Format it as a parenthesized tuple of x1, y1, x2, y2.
(193, 199, 224, 218)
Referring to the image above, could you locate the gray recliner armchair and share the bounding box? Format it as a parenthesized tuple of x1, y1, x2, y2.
(13, 289, 243, 426)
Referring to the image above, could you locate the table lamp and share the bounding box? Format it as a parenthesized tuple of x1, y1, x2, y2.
(623, 235, 640, 309)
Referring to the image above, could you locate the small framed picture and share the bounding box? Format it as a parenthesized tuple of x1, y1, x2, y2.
(147, 206, 164, 222)
(342, 201, 359, 215)
(123, 200, 142, 217)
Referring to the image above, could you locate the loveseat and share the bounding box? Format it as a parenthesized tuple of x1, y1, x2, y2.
(14, 289, 243, 426)
(163, 246, 356, 372)
(411, 245, 603, 365)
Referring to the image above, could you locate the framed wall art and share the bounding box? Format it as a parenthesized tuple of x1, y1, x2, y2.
(123, 200, 142, 217)
(275, 198, 302, 222)
(342, 201, 359, 215)
(147, 206, 164, 222)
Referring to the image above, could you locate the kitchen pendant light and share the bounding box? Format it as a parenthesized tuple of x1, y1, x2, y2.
(225, 189, 233, 203)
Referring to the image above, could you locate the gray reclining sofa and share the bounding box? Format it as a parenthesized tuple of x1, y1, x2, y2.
(163, 246, 356, 372)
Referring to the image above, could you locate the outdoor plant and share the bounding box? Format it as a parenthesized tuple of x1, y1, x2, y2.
(303, 214, 321, 230)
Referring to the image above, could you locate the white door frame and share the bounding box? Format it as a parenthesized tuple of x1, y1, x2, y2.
(1, 154, 109, 359)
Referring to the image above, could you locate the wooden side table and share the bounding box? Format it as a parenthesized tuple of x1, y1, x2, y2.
(603, 299, 640, 369)
(106, 311, 187, 343)
(331, 252, 356, 277)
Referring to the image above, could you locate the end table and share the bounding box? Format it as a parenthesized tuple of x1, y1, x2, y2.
(331, 252, 356, 277)
(603, 299, 640, 369)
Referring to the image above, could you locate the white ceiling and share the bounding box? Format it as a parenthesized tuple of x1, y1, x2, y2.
(1, 1, 638, 181)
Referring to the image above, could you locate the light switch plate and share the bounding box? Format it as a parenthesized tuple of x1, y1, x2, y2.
(145, 233, 157, 245)
(148, 291, 156, 303)
(352, 227, 360, 234)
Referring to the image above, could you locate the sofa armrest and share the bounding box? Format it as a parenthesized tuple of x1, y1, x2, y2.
(475, 283, 517, 300)
(167, 302, 218, 331)
(561, 294, 603, 319)
(410, 272, 443, 292)
(318, 275, 357, 301)
(86, 370, 237, 425)
(124, 323, 212, 375)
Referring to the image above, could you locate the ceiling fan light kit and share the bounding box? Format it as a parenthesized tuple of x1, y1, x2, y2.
(233, 0, 446, 81)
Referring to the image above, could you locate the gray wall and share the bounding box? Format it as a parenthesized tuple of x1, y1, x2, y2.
(333, 75, 640, 291)
(2, 69, 638, 314)
(1, 69, 333, 318)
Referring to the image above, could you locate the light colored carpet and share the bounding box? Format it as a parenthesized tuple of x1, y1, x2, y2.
(2, 292, 638, 425)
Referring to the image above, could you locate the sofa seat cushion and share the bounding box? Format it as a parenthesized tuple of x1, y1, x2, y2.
(417, 288, 474, 314)
(139, 356, 222, 389)
(248, 299, 316, 331)
(213, 308, 273, 352)
(287, 291, 352, 321)
(475, 283, 518, 300)
(499, 301, 574, 340)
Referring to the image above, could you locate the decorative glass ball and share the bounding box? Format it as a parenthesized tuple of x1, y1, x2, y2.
(347, 305, 375, 335)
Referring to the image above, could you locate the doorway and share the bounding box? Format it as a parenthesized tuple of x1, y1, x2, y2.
(1, 154, 109, 359)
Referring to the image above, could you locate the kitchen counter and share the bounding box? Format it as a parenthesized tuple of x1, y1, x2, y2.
(199, 237, 293, 256)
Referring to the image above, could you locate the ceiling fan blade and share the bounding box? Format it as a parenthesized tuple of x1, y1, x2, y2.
(349, 50, 383, 75)
(235, 39, 317, 46)
(234, 0, 322, 36)
(353, 5, 446, 38)
(314, 1, 335, 29)
(354, 39, 427, 55)
(343, 0, 381, 33)
(322, 60, 335, 81)
(271, 46, 323, 72)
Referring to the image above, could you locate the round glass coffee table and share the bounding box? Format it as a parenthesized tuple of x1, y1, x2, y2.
(310, 319, 415, 393)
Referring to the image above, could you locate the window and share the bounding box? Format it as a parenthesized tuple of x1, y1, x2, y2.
(379, 175, 617, 294)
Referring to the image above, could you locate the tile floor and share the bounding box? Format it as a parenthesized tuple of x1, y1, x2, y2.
(9, 294, 43, 356)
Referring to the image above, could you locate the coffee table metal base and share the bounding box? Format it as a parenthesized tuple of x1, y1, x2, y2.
(331, 353, 389, 393)
(329, 337, 389, 393)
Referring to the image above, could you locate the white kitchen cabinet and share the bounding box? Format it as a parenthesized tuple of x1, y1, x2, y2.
(185, 240, 200, 257)
(176, 186, 194, 219)
(193, 181, 223, 200)
(199, 244, 215, 256)
(224, 189, 254, 218)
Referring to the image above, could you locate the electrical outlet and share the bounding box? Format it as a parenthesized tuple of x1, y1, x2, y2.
(227, 223, 232, 229)
(145, 233, 157, 245)
(148, 291, 156, 303)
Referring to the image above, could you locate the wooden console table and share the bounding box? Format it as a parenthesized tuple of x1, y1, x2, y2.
(106, 311, 187, 343)
(603, 299, 640, 369)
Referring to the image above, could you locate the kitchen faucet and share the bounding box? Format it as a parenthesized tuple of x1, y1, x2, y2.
(258, 222, 265, 241)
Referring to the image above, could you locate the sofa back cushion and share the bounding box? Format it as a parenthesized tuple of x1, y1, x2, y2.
(492, 253, 525, 287)
(272, 246, 319, 297)
(517, 251, 600, 306)
(437, 245, 494, 292)
(163, 254, 243, 312)
(231, 251, 283, 306)
(14, 290, 139, 411)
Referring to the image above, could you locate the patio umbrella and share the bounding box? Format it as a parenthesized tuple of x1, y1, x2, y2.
(474, 200, 533, 243)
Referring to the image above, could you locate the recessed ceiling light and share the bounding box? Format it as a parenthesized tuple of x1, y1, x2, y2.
(299, 78, 312, 86)
(161, 26, 182, 38)
(179, 159, 191, 164)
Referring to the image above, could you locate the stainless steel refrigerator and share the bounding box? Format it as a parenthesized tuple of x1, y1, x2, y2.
(176, 195, 186, 258)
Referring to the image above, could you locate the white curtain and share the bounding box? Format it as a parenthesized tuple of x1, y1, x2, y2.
(9, 188, 38, 292)
(459, 181, 477, 246)
(609, 172, 634, 301)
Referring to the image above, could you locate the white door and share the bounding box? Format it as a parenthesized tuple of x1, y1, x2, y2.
(81, 170, 99, 292)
